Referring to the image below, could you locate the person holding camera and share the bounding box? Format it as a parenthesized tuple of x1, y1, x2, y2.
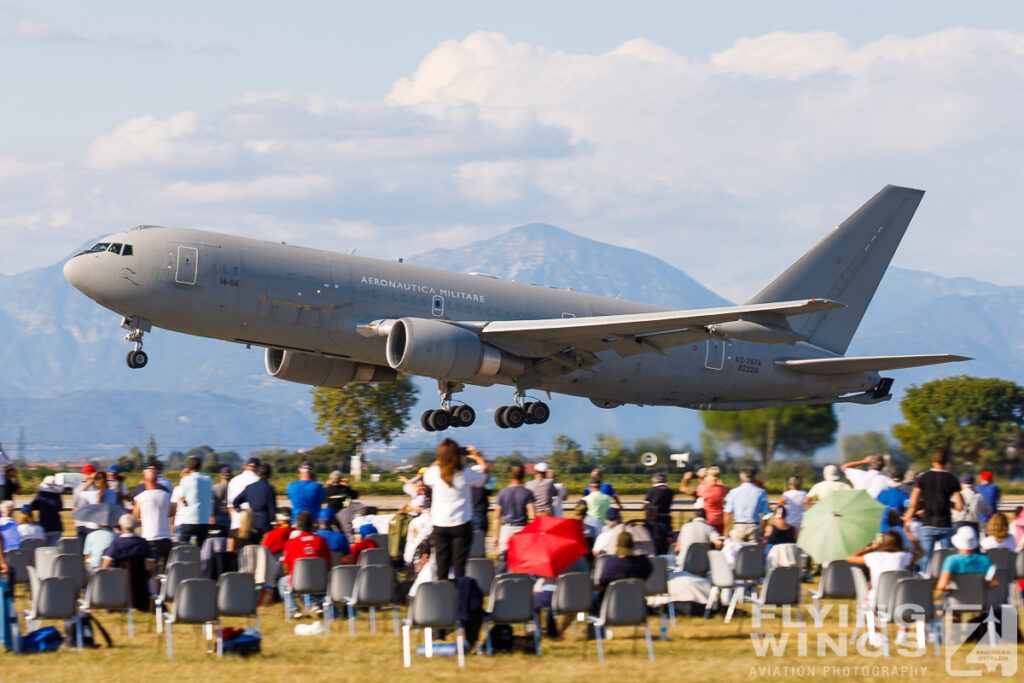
(422, 439, 489, 580)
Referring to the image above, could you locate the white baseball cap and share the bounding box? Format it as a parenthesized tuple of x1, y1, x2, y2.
(534, 462, 550, 473)
(823, 464, 841, 481)
(951, 526, 978, 551)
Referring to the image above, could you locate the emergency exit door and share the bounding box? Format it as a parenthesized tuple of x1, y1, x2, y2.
(175, 246, 198, 285)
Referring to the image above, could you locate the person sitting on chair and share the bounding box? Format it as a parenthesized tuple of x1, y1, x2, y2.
(936, 526, 999, 593)
(596, 532, 653, 607)
(278, 511, 331, 619)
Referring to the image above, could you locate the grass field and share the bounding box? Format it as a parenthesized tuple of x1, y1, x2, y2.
(2, 566, 1022, 682)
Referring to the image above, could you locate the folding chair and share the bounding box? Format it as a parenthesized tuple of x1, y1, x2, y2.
(943, 572, 993, 646)
(704, 549, 735, 618)
(469, 530, 486, 558)
(725, 545, 765, 623)
(367, 533, 389, 550)
(84, 568, 134, 637)
(155, 561, 201, 633)
(590, 578, 653, 662)
(24, 577, 81, 650)
(19, 538, 45, 555)
(358, 547, 390, 567)
(749, 566, 804, 634)
(52, 554, 86, 594)
(167, 544, 200, 566)
(402, 580, 465, 668)
(889, 577, 942, 658)
(33, 547, 58, 579)
(323, 565, 360, 633)
(865, 569, 913, 651)
(924, 548, 955, 579)
(345, 564, 399, 635)
(644, 555, 675, 634)
(3, 548, 31, 597)
(213, 572, 257, 638)
(165, 578, 220, 658)
(465, 557, 495, 597)
(681, 542, 710, 575)
(551, 572, 591, 639)
(484, 573, 541, 656)
(808, 560, 857, 620)
(56, 537, 83, 555)
(283, 557, 327, 621)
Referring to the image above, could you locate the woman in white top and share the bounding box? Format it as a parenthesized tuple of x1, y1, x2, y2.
(847, 530, 923, 609)
(16, 507, 46, 541)
(980, 513, 1017, 551)
(780, 475, 807, 531)
(422, 439, 488, 580)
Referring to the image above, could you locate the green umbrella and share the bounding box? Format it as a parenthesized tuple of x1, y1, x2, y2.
(796, 489, 886, 563)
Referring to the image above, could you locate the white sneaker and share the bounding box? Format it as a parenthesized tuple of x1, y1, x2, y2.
(894, 630, 909, 647)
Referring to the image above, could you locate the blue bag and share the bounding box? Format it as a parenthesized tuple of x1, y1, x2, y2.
(21, 626, 62, 653)
(0, 577, 17, 652)
(221, 627, 261, 657)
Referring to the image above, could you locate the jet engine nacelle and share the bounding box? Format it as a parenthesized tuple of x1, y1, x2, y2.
(265, 348, 396, 387)
(385, 317, 525, 379)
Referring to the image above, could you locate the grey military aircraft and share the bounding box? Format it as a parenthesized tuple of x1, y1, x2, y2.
(64, 185, 967, 431)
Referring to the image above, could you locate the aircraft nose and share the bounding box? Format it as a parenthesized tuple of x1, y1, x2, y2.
(63, 255, 91, 293)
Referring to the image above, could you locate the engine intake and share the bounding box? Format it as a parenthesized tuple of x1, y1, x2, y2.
(385, 317, 524, 379)
(265, 348, 395, 387)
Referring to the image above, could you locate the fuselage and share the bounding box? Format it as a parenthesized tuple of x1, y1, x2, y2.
(63, 226, 879, 409)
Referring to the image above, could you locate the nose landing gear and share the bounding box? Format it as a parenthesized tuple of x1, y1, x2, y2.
(121, 316, 152, 369)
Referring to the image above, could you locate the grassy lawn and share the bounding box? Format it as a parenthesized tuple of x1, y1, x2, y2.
(2, 572, 1021, 682)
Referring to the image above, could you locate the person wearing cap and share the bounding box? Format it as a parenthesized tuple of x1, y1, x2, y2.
(546, 468, 567, 518)
(974, 471, 1000, 524)
(315, 507, 350, 559)
(581, 468, 623, 509)
(936, 526, 999, 593)
(805, 464, 852, 507)
(232, 462, 277, 538)
(903, 446, 963, 575)
(287, 461, 325, 523)
(280, 511, 331, 618)
(132, 462, 174, 571)
(723, 467, 770, 543)
(841, 454, 892, 499)
(227, 457, 261, 531)
(592, 507, 625, 557)
(261, 509, 294, 555)
(211, 465, 233, 532)
(30, 475, 64, 546)
(581, 477, 611, 538)
(641, 504, 672, 555)
(525, 462, 557, 516)
(597, 532, 653, 599)
(176, 454, 214, 546)
(644, 472, 675, 531)
(951, 474, 991, 533)
(493, 464, 536, 554)
(106, 466, 128, 505)
(126, 460, 173, 503)
(324, 470, 358, 514)
(71, 465, 107, 542)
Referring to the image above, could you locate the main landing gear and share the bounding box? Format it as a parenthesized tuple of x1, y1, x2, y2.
(121, 316, 150, 369)
(421, 381, 476, 432)
(494, 393, 550, 430)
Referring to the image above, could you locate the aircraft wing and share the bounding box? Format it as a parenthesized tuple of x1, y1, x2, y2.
(774, 354, 971, 375)
(479, 298, 844, 360)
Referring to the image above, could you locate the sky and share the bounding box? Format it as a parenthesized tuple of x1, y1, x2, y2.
(2, 1, 1023, 302)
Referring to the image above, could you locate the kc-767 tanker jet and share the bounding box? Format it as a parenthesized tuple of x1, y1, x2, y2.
(63, 185, 967, 431)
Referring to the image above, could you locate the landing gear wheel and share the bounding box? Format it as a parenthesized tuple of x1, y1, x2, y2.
(451, 405, 476, 428)
(503, 405, 525, 429)
(526, 401, 550, 425)
(428, 409, 451, 432)
(494, 406, 509, 428)
(421, 410, 436, 432)
(126, 349, 148, 369)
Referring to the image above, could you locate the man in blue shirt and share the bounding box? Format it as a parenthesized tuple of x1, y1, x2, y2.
(286, 461, 325, 522)
(580, 468, 623, 509)
(974, 471, 1000, 523)
(723, 467, 769, 542)
(178, 454, 214, 546)
(876, 471, 910, 531)
(315, 508, 350, 559)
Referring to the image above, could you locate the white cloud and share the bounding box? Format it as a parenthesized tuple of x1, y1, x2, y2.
(4, 19, 85, 42)
(84, 111, 231, 173)
(163, 174, 331, 203)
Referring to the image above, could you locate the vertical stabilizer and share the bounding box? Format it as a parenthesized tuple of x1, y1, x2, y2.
(746, 185, 924, 355)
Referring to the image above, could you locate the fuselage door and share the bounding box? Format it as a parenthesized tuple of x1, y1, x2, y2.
(705, 339, 725, 370)
(432, 295, 444, 317)
(175, 246, 198, 285)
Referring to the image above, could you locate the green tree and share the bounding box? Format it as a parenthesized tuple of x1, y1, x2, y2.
(892, 376, 1024, 469)
(841, 430, 892, 460)
(412, 449, 436, 469)
(701, 405, 838, 468)
(145, 433, 159, 461)
(590, 434, 635, 473)
(548, 434, 590, 473)
(312, 375, 419, 457)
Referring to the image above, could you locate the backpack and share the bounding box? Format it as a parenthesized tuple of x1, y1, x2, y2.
(63, 613, 112, 649)
(21, 626, 62, 653)
(221, 627, 261, 657)
(388, 512, 413, 559)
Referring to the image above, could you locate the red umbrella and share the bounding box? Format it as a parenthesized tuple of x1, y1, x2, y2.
(506, 516, 589, 577)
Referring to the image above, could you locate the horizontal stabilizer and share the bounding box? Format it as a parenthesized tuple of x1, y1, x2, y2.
(775, 354, 971, 375)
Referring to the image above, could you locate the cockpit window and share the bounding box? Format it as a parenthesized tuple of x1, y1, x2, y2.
(122, 244, 133, 256)
(107, 243, 123, 255)
(88, 243, 110, 252)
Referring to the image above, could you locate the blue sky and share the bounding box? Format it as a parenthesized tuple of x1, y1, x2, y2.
(2, 1, 1023, 300)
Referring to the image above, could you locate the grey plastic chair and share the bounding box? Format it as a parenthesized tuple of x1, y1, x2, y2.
(165, 578, 220, 658)
(217, 572, 259, 631)
(484, 573, 540, 656)
(767, 543, 802, 568)
(865, 569, 913, 650)
(591, 555, 610, 584)
(52, 554, 87, 593)
(925, 548, 955, 579)
(25, 576, 82, 650)
(85, 568, 134, 637)
(749, 566, 803, 634)
(402, 580, 465, 668)
(367, 533, 389, 550)
(3, 548, 32, 593)
(346, 564, 398, 635)
(465, 557, 495, 597)
(703, 549, 735, 618)
(284, 557, 328, 621)
(681, 542, 710, 575)
(469, 530, 486, 558)
(888, 577, 942, 658)
(155, 561, 202, 633)
(725, 545, 766, 623)
(590, 578, 653, 662)
(323, 564, 360, 633)
(552, 572, 592, 638)
(19, 538, 45, 554)
(33, 546, 59, 579)
(809, 560, 857, 615)
(56, 537, 83, 555)
(359, 547, 390, 567)
(167, 544, 200, 566)
(644, 555, 675, 634)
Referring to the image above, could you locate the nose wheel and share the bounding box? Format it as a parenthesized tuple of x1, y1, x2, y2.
(121, 317, 150, 369)
(126, 349, 148, 369)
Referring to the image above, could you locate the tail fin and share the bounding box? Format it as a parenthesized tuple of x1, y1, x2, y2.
(746, 185, 924, 355)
